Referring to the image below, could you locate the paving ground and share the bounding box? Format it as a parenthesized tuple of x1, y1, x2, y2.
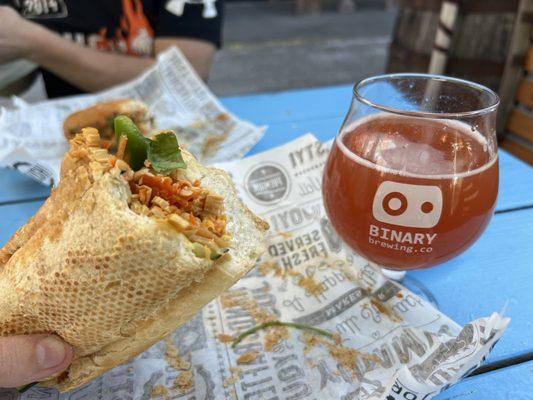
(209, 1, 397, 96)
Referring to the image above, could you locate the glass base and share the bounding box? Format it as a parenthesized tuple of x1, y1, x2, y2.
(380, 268, 406, 281)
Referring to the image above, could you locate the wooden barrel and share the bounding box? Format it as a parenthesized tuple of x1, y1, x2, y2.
(387, 0, 519, 91)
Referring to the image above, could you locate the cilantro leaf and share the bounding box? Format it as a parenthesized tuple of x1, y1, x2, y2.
(147, 132, 186, 174)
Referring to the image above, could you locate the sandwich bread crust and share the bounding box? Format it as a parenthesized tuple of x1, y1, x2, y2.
(63, 100, 153, 140)
(0, 128, 268, 392)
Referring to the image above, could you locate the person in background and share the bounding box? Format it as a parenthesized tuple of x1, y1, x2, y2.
(0, 0, 223, 99)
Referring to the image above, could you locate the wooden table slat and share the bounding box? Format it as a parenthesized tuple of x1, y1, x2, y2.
(0, 201, 42, 243)
(0, 168, 51, 204)
(221, 84, 353, 125)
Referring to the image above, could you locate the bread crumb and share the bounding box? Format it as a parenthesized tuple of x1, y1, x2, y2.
(369, 298, 402, 322)
(300, 332, 379, 378)
(301, 331, 321, 354)
(246, 300, 277, 324)
(257, 262, 325, 296)
(151, 384, 170, 399)
(224, 368, 242, 388)
(219, 292, 290, 351)
(224, 297, 277, 324)
(169, 356, 191, 371)
(292, 272, 325, 296)
(217, 333, 234, 343)
(327, 344, 365, 375)
(219, 292, 277, 325)
(173, 370, 194, 393)
(219, 292, 245, 308)
(230, 366, 242, 374)
(263, 326, 289, 351)
(237, 351, 259, 364)
(332, 333, 342, 345)
(224, 375, 239, 387)
(258, 262, 284, 277)
(165, 337, 191, 370)
(165, 337, 178, 357)
(277, 231, 293, 239)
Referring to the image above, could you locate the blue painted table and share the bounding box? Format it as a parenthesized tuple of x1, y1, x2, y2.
(1, 85, 532, 399)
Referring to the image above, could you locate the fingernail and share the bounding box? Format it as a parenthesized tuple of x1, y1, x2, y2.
(36, 336, 68, 369)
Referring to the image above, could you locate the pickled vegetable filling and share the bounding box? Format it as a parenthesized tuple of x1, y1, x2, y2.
(126, 167, 230, 260)
(111, 115, 230, 260)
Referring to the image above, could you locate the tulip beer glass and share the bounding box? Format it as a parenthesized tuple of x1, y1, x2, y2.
(322, 74, 499, 277)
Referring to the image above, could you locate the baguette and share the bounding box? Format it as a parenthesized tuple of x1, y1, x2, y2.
(63, 99, 153, 140)
(0, 128, 268, 392)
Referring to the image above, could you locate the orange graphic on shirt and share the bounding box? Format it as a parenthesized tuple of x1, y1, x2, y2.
(92, 0, 154, 56)
(96, 28, 112, 51)
(116, 0, 154, 55)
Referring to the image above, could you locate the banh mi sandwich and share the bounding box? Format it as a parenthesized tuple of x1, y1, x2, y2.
(63, 99, 153, 141)
(0, 116, 268, 392)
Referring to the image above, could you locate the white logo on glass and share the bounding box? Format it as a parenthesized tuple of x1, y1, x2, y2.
(372, 181, 443, 228)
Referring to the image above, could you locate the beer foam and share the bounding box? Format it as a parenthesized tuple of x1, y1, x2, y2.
(336, 113, 498, 180)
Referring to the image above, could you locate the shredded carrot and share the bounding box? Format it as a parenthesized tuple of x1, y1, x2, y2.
(188, 213, 198, 226)
(116, 136, 128, 160)
(130, 171, 226, 239)
(108, 155, 117, 167)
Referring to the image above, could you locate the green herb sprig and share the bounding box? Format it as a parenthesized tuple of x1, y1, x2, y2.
(231, 321, 334, 348)
(114, 116, 186, 173)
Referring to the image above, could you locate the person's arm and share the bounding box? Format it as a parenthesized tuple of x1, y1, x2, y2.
(0, 6, 216, 93)
(27, 27, 154, 93)
(155, 37, 216, 81)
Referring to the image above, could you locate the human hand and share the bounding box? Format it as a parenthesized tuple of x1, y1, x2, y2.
(0, 6, 41, 63)
(0, 334, 73, 388)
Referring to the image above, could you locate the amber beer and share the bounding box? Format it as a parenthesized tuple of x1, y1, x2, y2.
(323, 114, 499, 270)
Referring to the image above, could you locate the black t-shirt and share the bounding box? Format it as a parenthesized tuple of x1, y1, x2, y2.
(1, 0, 223, 98)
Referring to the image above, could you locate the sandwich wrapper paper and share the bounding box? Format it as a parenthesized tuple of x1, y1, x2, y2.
(0, 47, 266, 185)
(8, 134, 508, 400)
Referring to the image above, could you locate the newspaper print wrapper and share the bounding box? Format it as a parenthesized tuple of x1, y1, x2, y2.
(0, 47, 265, 186)
(10, 134, 509, 400)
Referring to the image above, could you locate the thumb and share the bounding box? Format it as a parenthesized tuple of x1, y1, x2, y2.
(0, 334, 73, 388)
